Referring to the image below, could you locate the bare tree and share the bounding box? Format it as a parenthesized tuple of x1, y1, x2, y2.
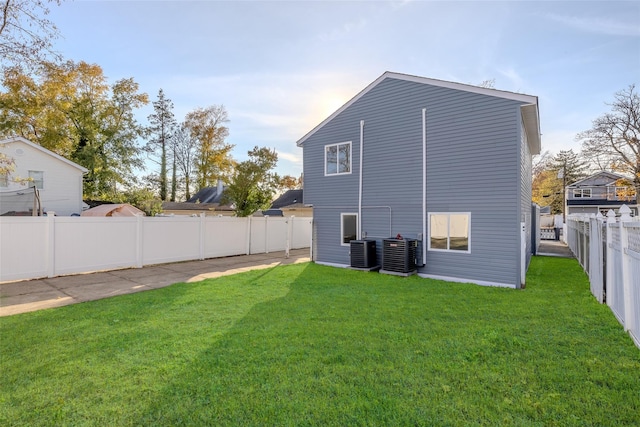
(173, 125, 198, 201)
(0, 0, 62, 69)
(578, 84, 640, 194)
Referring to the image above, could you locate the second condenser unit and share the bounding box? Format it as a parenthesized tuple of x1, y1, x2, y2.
(381, 238, 418, 274)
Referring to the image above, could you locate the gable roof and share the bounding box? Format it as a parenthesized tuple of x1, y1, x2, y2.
(270, 189, 303, 209)
(187, 186, 226, 204)
(567, 171, 629, 188)
(0, 136, 88, 173)
(296, 71, 541, 154)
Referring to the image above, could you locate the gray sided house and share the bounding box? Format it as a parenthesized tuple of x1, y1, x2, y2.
(566, 171, 637, 217)
(297, 72, 541, 288)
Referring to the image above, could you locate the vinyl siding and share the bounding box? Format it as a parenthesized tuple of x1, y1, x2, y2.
(0, 140, 85, 216)
(303, 77, 533, 286)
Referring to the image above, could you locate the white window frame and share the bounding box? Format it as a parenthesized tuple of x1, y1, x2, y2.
(324, 141, 352, 176)
(573, 188, 591, 199)
(28, 170, 44, 190)
(428, 212, 471, 253)
(340, 212, 358, 246)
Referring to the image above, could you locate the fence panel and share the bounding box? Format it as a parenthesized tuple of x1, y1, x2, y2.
(54, 217, 139, 276)
(0, 217, 49, 282)
(607, 223, 625, 324)
(203, 216, 249, 258)
(141, 216, 202, 265)
(588, 217, 604, 303)
(623, 222, 640, 347)
(0, 215, 312, 283)
(567, 207, 639, 349)
(291, 217, 313, 249)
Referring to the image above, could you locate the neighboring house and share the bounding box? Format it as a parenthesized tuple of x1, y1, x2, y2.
(263, 189, 312, 217)
(0, 136, 87, 216)
(160, 180, 234, 216)
(566, 171, 637, 216)
(297, 71, 541, 288)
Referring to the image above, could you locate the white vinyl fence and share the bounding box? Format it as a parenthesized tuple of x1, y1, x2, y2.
(0, 214, 312, 283)
(567, 205, 640, 349)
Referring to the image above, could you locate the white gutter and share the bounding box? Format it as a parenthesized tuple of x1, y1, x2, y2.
(422, 108, 427, 266)
(358, 120, 364, 240)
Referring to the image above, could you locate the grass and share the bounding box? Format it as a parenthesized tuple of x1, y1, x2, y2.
(1, 256, 639, 426)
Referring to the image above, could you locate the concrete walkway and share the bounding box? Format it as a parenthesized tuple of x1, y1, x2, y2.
(0, 249, 311, 317)
(537, 240, 574, 258)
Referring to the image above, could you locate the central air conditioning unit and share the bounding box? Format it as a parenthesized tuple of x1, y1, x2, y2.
(350, 239, 378, 269)
(381, 238, 417, 275)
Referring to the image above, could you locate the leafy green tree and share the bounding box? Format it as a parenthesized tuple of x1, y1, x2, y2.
(578, 84, 640, 195)
(223, 146, 279, 217)
(183, 105, 234, 190)
(146, 89, 176, 201)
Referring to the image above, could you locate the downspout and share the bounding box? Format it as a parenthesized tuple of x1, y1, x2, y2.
(358, 120, 364, 240)
(422, 108, 427, 267)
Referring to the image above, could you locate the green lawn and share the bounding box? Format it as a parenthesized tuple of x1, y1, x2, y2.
(1, 257, 639, 426)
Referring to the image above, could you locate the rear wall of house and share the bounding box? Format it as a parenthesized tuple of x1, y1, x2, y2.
(303, 78, 528, 287)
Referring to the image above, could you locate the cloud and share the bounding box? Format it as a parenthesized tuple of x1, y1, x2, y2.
(548, 14, 640, 37)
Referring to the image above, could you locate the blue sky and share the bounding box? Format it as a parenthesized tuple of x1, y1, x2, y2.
(47, 0, 640, 178)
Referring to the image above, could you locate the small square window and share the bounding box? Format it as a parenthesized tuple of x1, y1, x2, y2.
(28, 171, 44, 189)
(325, 142, 351, 176)
(429, 213, 470, 252)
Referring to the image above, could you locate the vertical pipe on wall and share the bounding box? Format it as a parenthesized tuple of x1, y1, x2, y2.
(358, 120, 364, 240)
(422, 108, 427, 266)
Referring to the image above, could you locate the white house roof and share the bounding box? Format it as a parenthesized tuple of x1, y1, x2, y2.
(0, 136, 88, 173)
(295, 71, 541, 154)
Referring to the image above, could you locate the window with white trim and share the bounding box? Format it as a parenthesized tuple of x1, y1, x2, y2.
(429, 213, 470, 252)
(341, 213, 358, 246)
(28, 170, 44, 189)
(573, 188, 591, 198)
(325, 142, 351, 175)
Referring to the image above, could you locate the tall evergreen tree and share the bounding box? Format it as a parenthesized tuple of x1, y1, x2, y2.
(146, 89, 176, 201)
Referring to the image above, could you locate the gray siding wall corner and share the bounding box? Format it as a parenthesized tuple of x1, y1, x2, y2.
(302, 77, 535, 287)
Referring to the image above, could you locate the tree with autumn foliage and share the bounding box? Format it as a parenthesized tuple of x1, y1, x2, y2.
(532, 149, 588, 214)
(0, 61, 149, 199)
(183, 105, 234, 191)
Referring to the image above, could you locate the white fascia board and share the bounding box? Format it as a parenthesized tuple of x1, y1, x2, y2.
(521, 103, 541, 155)
(296, 71, 539, 147)
(0, 136, 89, 173)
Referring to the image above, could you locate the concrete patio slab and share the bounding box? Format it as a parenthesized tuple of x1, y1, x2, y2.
(0, 249, 310, 317)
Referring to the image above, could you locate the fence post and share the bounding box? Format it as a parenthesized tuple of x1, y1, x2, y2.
(245, 216, 252, 255)
(619, 205, 634, 332)
(135, 214, 144, 268)
(46, 212, 56, 278)
(605, 209, 616, 310)
(199, 213, 205, 260)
